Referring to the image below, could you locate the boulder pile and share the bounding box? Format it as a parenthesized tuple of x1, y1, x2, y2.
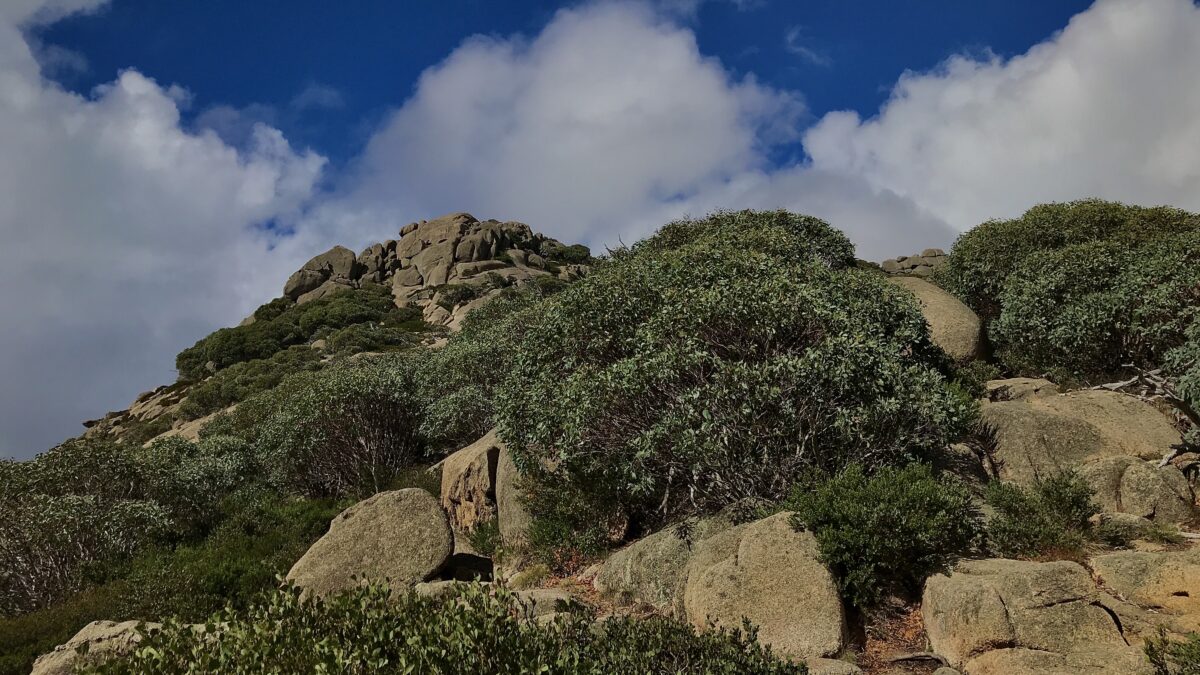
(879, 248, 947, 277)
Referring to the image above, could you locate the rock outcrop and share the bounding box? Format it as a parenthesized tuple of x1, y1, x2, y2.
(887, 276, 984, 361)
(279, 213, 589, 329)
(1091, 548, 1200, 635)
(31, 620, 157, 675)
(287, 489, 452, 597)
(680, 512, 846, 662)
(879, 248, 947, 277)
(439, 430, 501, 533)
(1078, 456, 1196, 524)
(922, 559, 1150, 675)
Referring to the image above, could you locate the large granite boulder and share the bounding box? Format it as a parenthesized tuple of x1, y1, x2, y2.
(284, 245, 362, 302)
(440, 430, 501, 533)
(496, 447, 533, 549)
(32, 620, 158, 675)
(287, 489, 452, 597)
(887, 276, 983, 361)
(680, 512, 846, 661)
(1091, 548, 1200, 635)
(981, 389, 1182, 484)
(594, 516, 732, 614)
(984, 377, 1059, 402)
(1078, 456, 1196, 524)
(922, 559, 1149, 674)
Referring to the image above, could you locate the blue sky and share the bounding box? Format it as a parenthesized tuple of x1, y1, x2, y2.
(35, 0, 1091, 168)
(5, 0, 1200, 458)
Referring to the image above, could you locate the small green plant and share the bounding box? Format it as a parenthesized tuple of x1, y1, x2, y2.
(1145, 629, 1200, 675)
(83, 582, 806, 674)
(787, 464, 982, 609)
(436, 284, 482, 310)
(984, 472, 1098, 559)
(467, 518, 502, 558)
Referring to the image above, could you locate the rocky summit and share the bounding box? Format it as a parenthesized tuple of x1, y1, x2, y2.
(7, 204, 1200, 675)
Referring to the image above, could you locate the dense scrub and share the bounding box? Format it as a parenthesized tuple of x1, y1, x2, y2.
(788, 464, 981, 609)
(492, 210, 975, 548)
(85, 583, 805, 675)
(983, 472, 1099, 559)
(174, 284, 419, 381)
(1146, 630, 1200, 675)
(937, 200, 1200, 382)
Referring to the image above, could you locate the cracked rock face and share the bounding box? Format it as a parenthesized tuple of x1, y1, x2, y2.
(922, 559, 1151, 675)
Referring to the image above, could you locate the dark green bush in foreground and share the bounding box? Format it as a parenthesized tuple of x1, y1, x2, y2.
(85, 583, 805, 675)
(494, 210, 975, 553)
(788, 464, 981, 609)
(1146, 630, 1200, 675)
(984, 472, 1098, 559)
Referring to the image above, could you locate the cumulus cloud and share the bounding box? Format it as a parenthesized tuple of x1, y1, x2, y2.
(318, 2, 945, 256)
(0, 2, 327, 457)
(804, 0, 1200, 229)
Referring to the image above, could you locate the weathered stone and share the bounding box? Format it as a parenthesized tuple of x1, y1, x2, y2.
(412, 240, 456, 287)
(306, 245, 359, 279)
(1078, 456, 1196, 523)
(922, 559, 1148, 675)
(911, 264, 934, 278)
(887, 276, 983, 361)
(296, 279, 349, 305)
(807, 658, 863, 675)
(32, 620, 158, 675)
(283, 268, 328, 300)
(981, 390, 1183, 485)
(392, 264, 423, 287)
(594, 516, 732, 613)
(1090, 548, 1200, 634)
(287, 489, 452, 597)
(496, 447, 532, 548)
(681, 512, 845, 661)
(440, 430, 501, 533)
(880, 258, 901, 273)
(922, 248, 946, 257)
(985, 377, 1059, 401)
(456, 259, 509, 278)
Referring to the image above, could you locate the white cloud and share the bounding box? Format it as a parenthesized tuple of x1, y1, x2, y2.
(784, 25, 831, 66)
(804, 0, 1200, 229)
(9, 0, 1200, 456)
(291, 82, 345, 111)
(0, 3, 326, 457)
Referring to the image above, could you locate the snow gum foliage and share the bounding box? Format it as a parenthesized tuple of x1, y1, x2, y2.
(492, 210, 976, 540)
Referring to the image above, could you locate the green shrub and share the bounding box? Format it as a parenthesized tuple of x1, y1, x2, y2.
(84, 583, 805, 674)
(1165, 321, 1200, 447)
(1146, 630, 1200, 675)
(936, 200, 1199, 322)
(178, 346, 323, 420)
(493, 210, 975, 551)
(245, 357, 427, 497)
(0, 583, 128, 675)
(467, 518, 502, 558)
(436, 284, 482, 310)
(176, 285, 401, 381)
(984, 472, 1099, 558)
(989, 233, 1200, 383)
(787, 464, 982, 609)
(543, 242, 592, 264)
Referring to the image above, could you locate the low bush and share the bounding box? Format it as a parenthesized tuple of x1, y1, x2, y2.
(984, 472, 1098, 559)
(787, 464, 982, 609)
(436, 284, 482, 310)
(494, 210, 975, 554)
(1146, 630, 1200, 675)
(936, 200, 1199, 322)
(1165, 321, 1200, 448)
(246, 357, 427, 497)
(175, 285, 401, 381)
(543, 242, 592, 264)
(84, 583, 805, 674)
(178, 346, 323, 420)
(0, 583, 128, 675)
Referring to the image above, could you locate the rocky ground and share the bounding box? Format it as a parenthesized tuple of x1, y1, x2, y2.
(33, 231, 1200, 675)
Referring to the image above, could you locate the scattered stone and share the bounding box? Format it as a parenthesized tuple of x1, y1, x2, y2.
(681, 512, 846, 661)
(887, 276, 984, 361)
(287, 489, 452, 597)
(985, 377, 1059, 401)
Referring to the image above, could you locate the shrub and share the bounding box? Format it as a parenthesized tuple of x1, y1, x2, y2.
(494, 211, 975, 550)
(0, 583, 128, 675)
(1165, 321, 1200, 447)
(989, 233, 1200, 383)
(984, 472, 1099, 558)
(543, 242, 592, 264)
(936, 200, 1200, 322)
(175, 285, 401, 381)
(177, 346, 323, 420)
(436, 284, 482, 310)
(1146, 630, 1200, 675)
(247, 357, 427, 497)
(84, 583, 805, 674)
(787, 464, 982, 609)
